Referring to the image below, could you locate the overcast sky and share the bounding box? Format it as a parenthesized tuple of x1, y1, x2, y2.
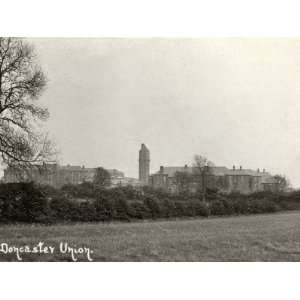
(28, 38, 300, 187)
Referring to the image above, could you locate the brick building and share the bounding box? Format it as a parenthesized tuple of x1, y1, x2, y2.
(3, 164, 124, 188)
(149, 165, 279, 194)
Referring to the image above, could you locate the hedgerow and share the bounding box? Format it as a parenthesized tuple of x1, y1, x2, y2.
(0, 182, 299, 224)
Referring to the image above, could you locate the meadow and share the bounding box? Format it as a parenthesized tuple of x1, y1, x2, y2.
(0, 210, 299, 261)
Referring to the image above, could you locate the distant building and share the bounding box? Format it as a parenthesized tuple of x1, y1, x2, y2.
(111, 177, 141, 188)
(139, 143, 150, 185)
(3, 143, 281, 194)
(137, 144, 279, 194)
(3, 164, 125, 188)
(150, 165, 279, 194)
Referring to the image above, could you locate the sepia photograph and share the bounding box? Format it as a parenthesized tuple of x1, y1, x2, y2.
(0, 37, 299, 262)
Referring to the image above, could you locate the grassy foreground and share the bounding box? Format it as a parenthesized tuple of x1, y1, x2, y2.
(0, 211, 299, 261)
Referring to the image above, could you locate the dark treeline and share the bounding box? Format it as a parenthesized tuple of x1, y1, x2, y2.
(0, 182, 300, 224)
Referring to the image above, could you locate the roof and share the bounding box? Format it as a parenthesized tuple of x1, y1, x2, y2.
(211, 167, 230, 176)
(155, 165, 273, 178)
(261, 177, 278, 184)
(107, 169, 124, 176)
(159, 166, 193, 177)
(59, 166, 123, 174)
(155, 166, 230, 177)
(225, 169, 270, 176)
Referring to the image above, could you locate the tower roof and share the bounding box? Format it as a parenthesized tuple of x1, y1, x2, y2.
(141, 143, 149, 150)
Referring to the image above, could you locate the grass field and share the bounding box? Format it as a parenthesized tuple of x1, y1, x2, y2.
(0, 211, 299, 261)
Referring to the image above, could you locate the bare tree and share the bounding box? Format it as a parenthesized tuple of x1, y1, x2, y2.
(93, 167, 111, 188)
(0, 37, 55, 174)
(273, 174, 290, 192)
(174, 171, 193, 194)
(193, 155, 214, 201)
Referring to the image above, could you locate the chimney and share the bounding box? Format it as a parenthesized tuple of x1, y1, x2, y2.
(240, 166, 242, 170)
(184, 164, 188, 169)
(257, 168, 260, 173)
(159, 166, 164, 174)
(233, 165, 235, 171)
(263, 168, 265, 173)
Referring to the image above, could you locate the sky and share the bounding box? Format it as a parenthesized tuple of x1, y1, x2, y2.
(27, 38, 300, 187)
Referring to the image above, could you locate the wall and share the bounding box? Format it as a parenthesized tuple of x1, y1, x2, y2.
(150, 172, 275, 195)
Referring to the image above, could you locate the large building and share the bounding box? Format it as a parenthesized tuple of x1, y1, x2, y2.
(3, 164, 125, 188)
(150, 165, 279, 194)
(3, 144, 280, 193)
(137, 144, 279, 194)
(138, 143, 150, 185)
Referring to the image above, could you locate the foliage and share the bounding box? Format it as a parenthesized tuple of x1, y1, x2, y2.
(0, 182, 299, 224)
(174, 171, 194, 194)
(193, 154, 215, 201)
(273, 174, 290, 192)
(93, 167, 111, 188)
(0, 38, 55, 171)
(0, 182, 49, 223)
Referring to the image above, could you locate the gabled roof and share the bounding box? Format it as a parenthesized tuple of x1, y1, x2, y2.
(154, 165, 273, 178)
(225, 169, 265, 176)
(211, 166, 230, 176)
(155, 166, 231, 177)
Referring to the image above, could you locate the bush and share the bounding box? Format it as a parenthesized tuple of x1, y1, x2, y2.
(49, 197, 78, 221)
(248, 198, 279, 214)
(144, 196, 162, 219)
(232, 198, 251, 214)
(193, 201, 210, 217)
(0, 182, 49, 223)
(128, 201, 151, 219)
(0, 182, 299, 224)
(61, 182, 95, 198)
(210, 200, 227, 215)
(160, 198, 176, 218)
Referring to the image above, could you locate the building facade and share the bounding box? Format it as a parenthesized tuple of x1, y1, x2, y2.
(3, 164, 125, 189)
(149, 165, 279, 194)
(3, 143, 280, 194)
